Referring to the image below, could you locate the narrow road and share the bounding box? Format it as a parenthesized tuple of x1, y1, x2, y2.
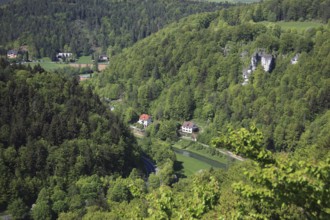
(141, 155, 156, 176)
(180, 136, 245, 161)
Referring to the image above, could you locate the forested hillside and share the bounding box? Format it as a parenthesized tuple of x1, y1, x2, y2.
(0, 60, 140, 218)
(0, 0, 228, 59)
(91, 0, 330, 152)
(83, 1, 330, 216)
(0, 0, 329, 219)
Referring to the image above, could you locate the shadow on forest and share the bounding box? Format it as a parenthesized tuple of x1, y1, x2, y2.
(173, 161, 187, 178)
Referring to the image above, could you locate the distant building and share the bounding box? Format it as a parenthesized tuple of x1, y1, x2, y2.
(99, 55, 109, 62)
(79, 76, 90, 81)
(7, 50, 18, 59)
(56, 52, 72, 59)
(138, 114, 152, 127)
(181, 121, 198, 133)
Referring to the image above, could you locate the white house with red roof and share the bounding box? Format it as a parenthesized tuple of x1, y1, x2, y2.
(7, 50, 18, 59)
(181, 121, 198, 133)
(138, 114, 152, 127)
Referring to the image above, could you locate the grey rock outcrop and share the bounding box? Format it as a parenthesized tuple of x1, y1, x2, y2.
(242, 50, 275, 85)
(291, 54, 299, 65)
(260, 53, 274, 72)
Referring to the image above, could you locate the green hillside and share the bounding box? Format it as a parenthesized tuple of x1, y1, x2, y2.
(84, 3, 329, 216)
(0, 0, 329, 219)
(0, 60, 140, 218)
(0, 0, 229, 59)
(92, 9, 329, 152)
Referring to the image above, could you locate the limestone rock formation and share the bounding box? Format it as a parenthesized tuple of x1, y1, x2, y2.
(242, 50, 275, 85)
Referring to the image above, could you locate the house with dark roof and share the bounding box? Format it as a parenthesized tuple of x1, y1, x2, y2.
(56, 52, 72, 59)
(99, 54, 109, 62)
(7, 50, 18, 59)
(181, 121, 198, 133)
(138, 114, 152, 127)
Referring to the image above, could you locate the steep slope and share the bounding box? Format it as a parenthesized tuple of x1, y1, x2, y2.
(92, 5, 330, 151)
(0, 60, 139, 213)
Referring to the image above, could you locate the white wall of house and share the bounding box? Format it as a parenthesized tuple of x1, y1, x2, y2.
(57, 53, 72, 57)
(182, 126, 193, 133)
(138, 118, 152, 127)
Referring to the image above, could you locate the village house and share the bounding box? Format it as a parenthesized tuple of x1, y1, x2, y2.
(79, 76, 90, 81)
(7, 50, 18, 59)
(56, 52, 72, 59)
(138, 114, 152, 127)
(99, 54, 109, 62)
(181, 121, 198, 134)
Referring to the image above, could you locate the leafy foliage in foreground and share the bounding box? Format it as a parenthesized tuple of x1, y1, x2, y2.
(212, 126, 330, 219)
(0, 60, 139, 217)
(48, 126, 329, 219)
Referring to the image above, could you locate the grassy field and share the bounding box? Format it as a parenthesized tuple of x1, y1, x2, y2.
(260, 21, 324, 32)
(76, 55, 93, 64)
(26, 58, 68, 71)
(175, 153, 213, 177)
(173, 139, 227, 164)
(25, 56, 96, 71)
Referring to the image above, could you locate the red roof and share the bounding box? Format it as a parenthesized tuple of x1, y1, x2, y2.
(139, 114, 150, 121)
(182, 121, 196, 129)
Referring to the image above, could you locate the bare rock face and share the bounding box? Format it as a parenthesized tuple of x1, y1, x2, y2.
(251, 53, 259, 71)
(242, 68, 252, 85)
(291, 54, 299, 64)
(260, 53, 274, 72)
(242, 50, 275, 85)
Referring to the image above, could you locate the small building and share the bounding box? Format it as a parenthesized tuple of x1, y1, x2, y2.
(56, 52, 72, 59)
(181, 121, 198, 134)
(99, 55, 109, 62)
(138, 114, 152, 127)
(7, 50, 18, 59)
(79, 76, 90, 81)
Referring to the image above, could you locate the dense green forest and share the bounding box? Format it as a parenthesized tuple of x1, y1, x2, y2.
(0, 0, 228, 59)
(0, 0, 329, 219)
(91, 3, 330, 152)
(0, 60, 141, 218)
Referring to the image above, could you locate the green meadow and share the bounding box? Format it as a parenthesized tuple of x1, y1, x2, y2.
(25, 56, 94, 71)
(173, 139, 228, 164)
(26, 58, 67, 71)
(260, 21, 324, 32)
(175, 153, 213, 177)
(76, 56, 93, 64)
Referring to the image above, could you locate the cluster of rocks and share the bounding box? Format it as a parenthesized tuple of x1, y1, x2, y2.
(242, 51, 275, 85)
(242, 50, 299, 85)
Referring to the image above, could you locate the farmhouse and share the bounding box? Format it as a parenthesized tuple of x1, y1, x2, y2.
(138, 114, 152, 127)
(99, 54, 109, 62)
(56, 52, 72, 59)
(181, 121, 198, 133)
(7, 50, 18, 59)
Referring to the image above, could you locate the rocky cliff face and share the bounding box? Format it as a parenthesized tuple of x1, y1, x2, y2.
(242, 51, 275, 85)
(261, 53, 274, 72)
(291, 54, 299, 64)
